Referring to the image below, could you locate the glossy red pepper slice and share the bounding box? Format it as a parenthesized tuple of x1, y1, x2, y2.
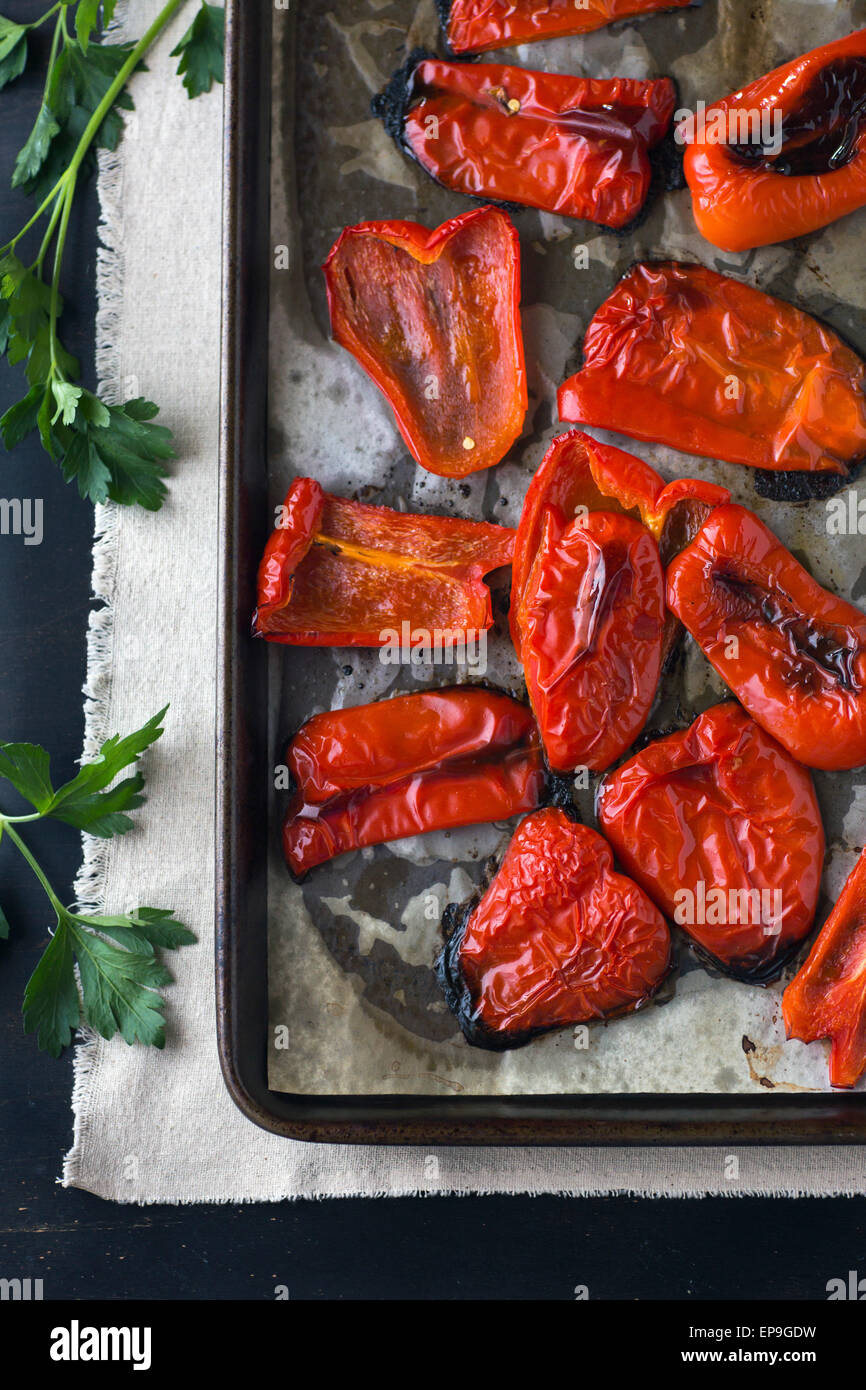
(282, 688, 546, 878)
(558, 263, 866, 482)
(437, 807, 671, 1049)
(511, 430, 729, 640)
(682, 29, 866, 250)
(374, 57, 676, 229)
(323, 207, 527, 478)
(667, 503, 866, 771)
(517, 508, 665, 773)
(253, 478, 515, 646)
(441, 0, 696, 55)
(509, 430, 727, 768)
(598, 703, 825, 980)
(783, 848, 866, 1088)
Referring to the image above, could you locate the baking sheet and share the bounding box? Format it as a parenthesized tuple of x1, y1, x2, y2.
(265, 0, 866, 1097)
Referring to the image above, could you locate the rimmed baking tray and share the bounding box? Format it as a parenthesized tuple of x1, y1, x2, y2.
(216, 0, 866, 1143)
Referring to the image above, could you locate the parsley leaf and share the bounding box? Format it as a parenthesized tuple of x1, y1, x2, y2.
(171, 2, 224, 99)
(2, 708, 195, 1056)
(22, 921, 81, 1056)
(0, 15, 28, 92)
(0, 901, 9, 939)
(12, 102, 60, 189)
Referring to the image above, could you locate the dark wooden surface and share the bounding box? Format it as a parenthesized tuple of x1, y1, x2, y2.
(1, 1, 865, 1302)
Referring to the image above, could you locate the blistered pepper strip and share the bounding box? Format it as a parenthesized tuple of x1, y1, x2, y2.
(599, 703, 825, 980)
(682, 28, 866, 251)
(783, 847, 866, 1088)
(282, 688, 546, 878)
(323, 207, 527, 478)
(440, 0, 696, 54)
(253, 478, 515, 646)
(667, 503, 866, 771)
(510, 431, 728, 736)
(558, 263, 866, 481)
(437, 807, 671, 1049)
(374, 57, 677, 229)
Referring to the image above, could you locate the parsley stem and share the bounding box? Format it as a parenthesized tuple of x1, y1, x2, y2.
(48, 176, 75, 373)
(29, 3, 63, 31)
(1, 820, 66, 917)
(65, 0, 189, 187)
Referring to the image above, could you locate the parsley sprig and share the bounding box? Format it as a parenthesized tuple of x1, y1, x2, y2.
(0, 0, 224, 509)
(0, 707, 196, 1055)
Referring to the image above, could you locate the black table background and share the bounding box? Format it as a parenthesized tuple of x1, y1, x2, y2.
(1, 3, 865, 1303)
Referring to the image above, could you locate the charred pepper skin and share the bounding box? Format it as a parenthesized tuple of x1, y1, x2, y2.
(510, 429, 727, 767)
(439, 0, 697, 55)
(598, 703, 825, 981)
(282, 687, 546, 879)
(437, 807, 671, 1050)
(323, 207, 527, 478)
(558, 263, 866, 482)
(253, 477, 515, 646)
(374, 54, 677, 229)
(783, 847, 866, 1088)
(667, 504, 866, 771)
(683, 29, 866, 250)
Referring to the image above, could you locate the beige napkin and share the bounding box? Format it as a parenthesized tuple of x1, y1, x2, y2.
(62, 0, 866, 1202)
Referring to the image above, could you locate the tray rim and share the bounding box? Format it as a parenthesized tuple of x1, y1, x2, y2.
(215, 0, 866, 1145)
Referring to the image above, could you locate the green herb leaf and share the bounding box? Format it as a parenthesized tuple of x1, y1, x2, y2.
(0, 16, 28, 92)
(0, 901, 10, 940)
(0, 741, 55, 812)
(46, 705, 168, 835)
(85, 907, 197, 953)
(0, 383, 43, 448)
(75, 0, 101, 53)
(22, 920, 81, 1057)
(12, 102, 61, 188)
(70, 919, 173, 1048)
(171, 2, 224, 99)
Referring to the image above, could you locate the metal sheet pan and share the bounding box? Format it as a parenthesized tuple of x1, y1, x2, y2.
(216, 0, 866, 1141)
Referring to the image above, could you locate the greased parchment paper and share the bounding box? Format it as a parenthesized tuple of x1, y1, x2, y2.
(266, 0, 866, 1096)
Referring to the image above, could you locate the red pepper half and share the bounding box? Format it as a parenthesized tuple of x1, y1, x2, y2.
(282, 687, 546, 878)
(682, 29, 866, 251)
(374, 56, 677, 229)
(783, 847, 866, 1088)
(509, 430, 727, 768)
(558, 263, 866, 487)
(598, 703, 825, 980)
(437, 807, 671, 1049)
(323, 207, 526, 478)
(667, 503, 866, 771)
(253, 477, 515, 646)
(440, 0, 696, 55)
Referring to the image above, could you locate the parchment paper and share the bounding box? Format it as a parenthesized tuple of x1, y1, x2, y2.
(266, 0, 866, 1097)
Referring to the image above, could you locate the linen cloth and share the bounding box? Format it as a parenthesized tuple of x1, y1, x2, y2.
(63, 0, 866, 1202)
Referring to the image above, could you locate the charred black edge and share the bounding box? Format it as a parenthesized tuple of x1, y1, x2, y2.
(434, 0, 454, 52)
(281, 680, 546, 886)
(436, 894, 543, 1051)
(753, 460, 861, 503)
(687, 931, 808, 987)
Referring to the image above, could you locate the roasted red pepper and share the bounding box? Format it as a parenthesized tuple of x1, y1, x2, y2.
(374, 56, 677, 229)
(440, 0, 696, 54)
(323, 207, 526, 478)
(437, 807, 671, 1048)
(558, 263, 866, 488)
(282, 688, 546, 878)
(683, 29, 866, 251)
(510, 429, 727, 769)
(783, 847, 866, 1088)
(667, 503, 866, 771)
(599, 703, 825, 979)
(253, 477, 515, 646)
